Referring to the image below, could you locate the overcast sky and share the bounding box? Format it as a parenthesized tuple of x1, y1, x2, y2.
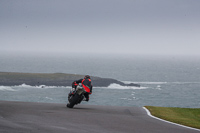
(1, 0, 200, 56)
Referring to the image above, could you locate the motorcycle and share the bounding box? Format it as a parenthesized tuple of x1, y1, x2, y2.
(67, 85, 86, 108)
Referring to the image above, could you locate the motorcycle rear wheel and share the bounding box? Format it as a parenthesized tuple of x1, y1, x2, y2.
(67, 94, 79, 108)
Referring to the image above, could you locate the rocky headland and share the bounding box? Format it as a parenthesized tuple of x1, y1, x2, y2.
(0, 72, 140, 87)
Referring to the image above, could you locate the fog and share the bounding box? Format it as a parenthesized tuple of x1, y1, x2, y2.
(1, 0, 200, 57)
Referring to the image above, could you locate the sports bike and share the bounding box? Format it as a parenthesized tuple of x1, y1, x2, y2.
(67, 85, 86, 108)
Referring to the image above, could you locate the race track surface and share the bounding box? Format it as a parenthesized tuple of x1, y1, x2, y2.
(0, 101, 199, 133)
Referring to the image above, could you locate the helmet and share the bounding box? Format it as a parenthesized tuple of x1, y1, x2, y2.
(84, 75, 90, 79)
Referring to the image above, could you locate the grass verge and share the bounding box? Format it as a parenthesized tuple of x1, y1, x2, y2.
(145, 106, 200, 129)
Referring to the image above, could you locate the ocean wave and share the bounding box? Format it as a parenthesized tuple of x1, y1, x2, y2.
(122, 81, 200, 85)
(16, 83, 69, 89)
(122, 81, 168, 85)
(45, 97, 53, 100)
(107, 83, 148, 90)
(0, 84, 70, 92)
(0, 86, 16, 91)
(0, 83, 147, 90)
(170, 82, 200, 84)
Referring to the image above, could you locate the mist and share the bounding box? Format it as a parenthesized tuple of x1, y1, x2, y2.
(1, 0, 200, 57)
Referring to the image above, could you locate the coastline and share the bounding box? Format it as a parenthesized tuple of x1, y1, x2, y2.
(0, 72, 140, 87)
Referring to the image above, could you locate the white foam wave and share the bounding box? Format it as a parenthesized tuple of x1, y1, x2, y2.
(16, 83, 69, 89)
(119, 98, 133, 100)
(170, 82, 200, 84)
(17, 83, 33, 88)
(35, 85, 69, 89)
(107, 83, 147, 90)
(123, 81, 200, 85)
(0, 86, 16, 91)
(45, 97, 53, 100)
(123, 81, 167, 85)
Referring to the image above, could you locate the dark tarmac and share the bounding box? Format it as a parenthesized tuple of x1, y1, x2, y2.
(0, 101, 199, 133)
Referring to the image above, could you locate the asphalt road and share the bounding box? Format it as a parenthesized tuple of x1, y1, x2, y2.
(0, 101, 199, 133)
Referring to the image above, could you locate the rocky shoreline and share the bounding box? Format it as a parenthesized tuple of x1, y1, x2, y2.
(0, 72, 140, 87)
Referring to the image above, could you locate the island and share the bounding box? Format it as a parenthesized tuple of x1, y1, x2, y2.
(0, 72, 140, 87)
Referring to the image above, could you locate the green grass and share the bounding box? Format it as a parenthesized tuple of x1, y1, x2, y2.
(145, 106, 200, 129)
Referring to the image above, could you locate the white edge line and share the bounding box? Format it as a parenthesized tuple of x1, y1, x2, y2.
(143, 107, 200, 132)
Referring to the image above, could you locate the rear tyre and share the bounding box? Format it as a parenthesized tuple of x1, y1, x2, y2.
(67, 94, 80, 108)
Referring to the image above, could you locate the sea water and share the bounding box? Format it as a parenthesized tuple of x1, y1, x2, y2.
(0, 53, 200, 108)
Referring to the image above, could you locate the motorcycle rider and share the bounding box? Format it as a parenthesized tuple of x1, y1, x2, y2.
(69, 75, 92, 101)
